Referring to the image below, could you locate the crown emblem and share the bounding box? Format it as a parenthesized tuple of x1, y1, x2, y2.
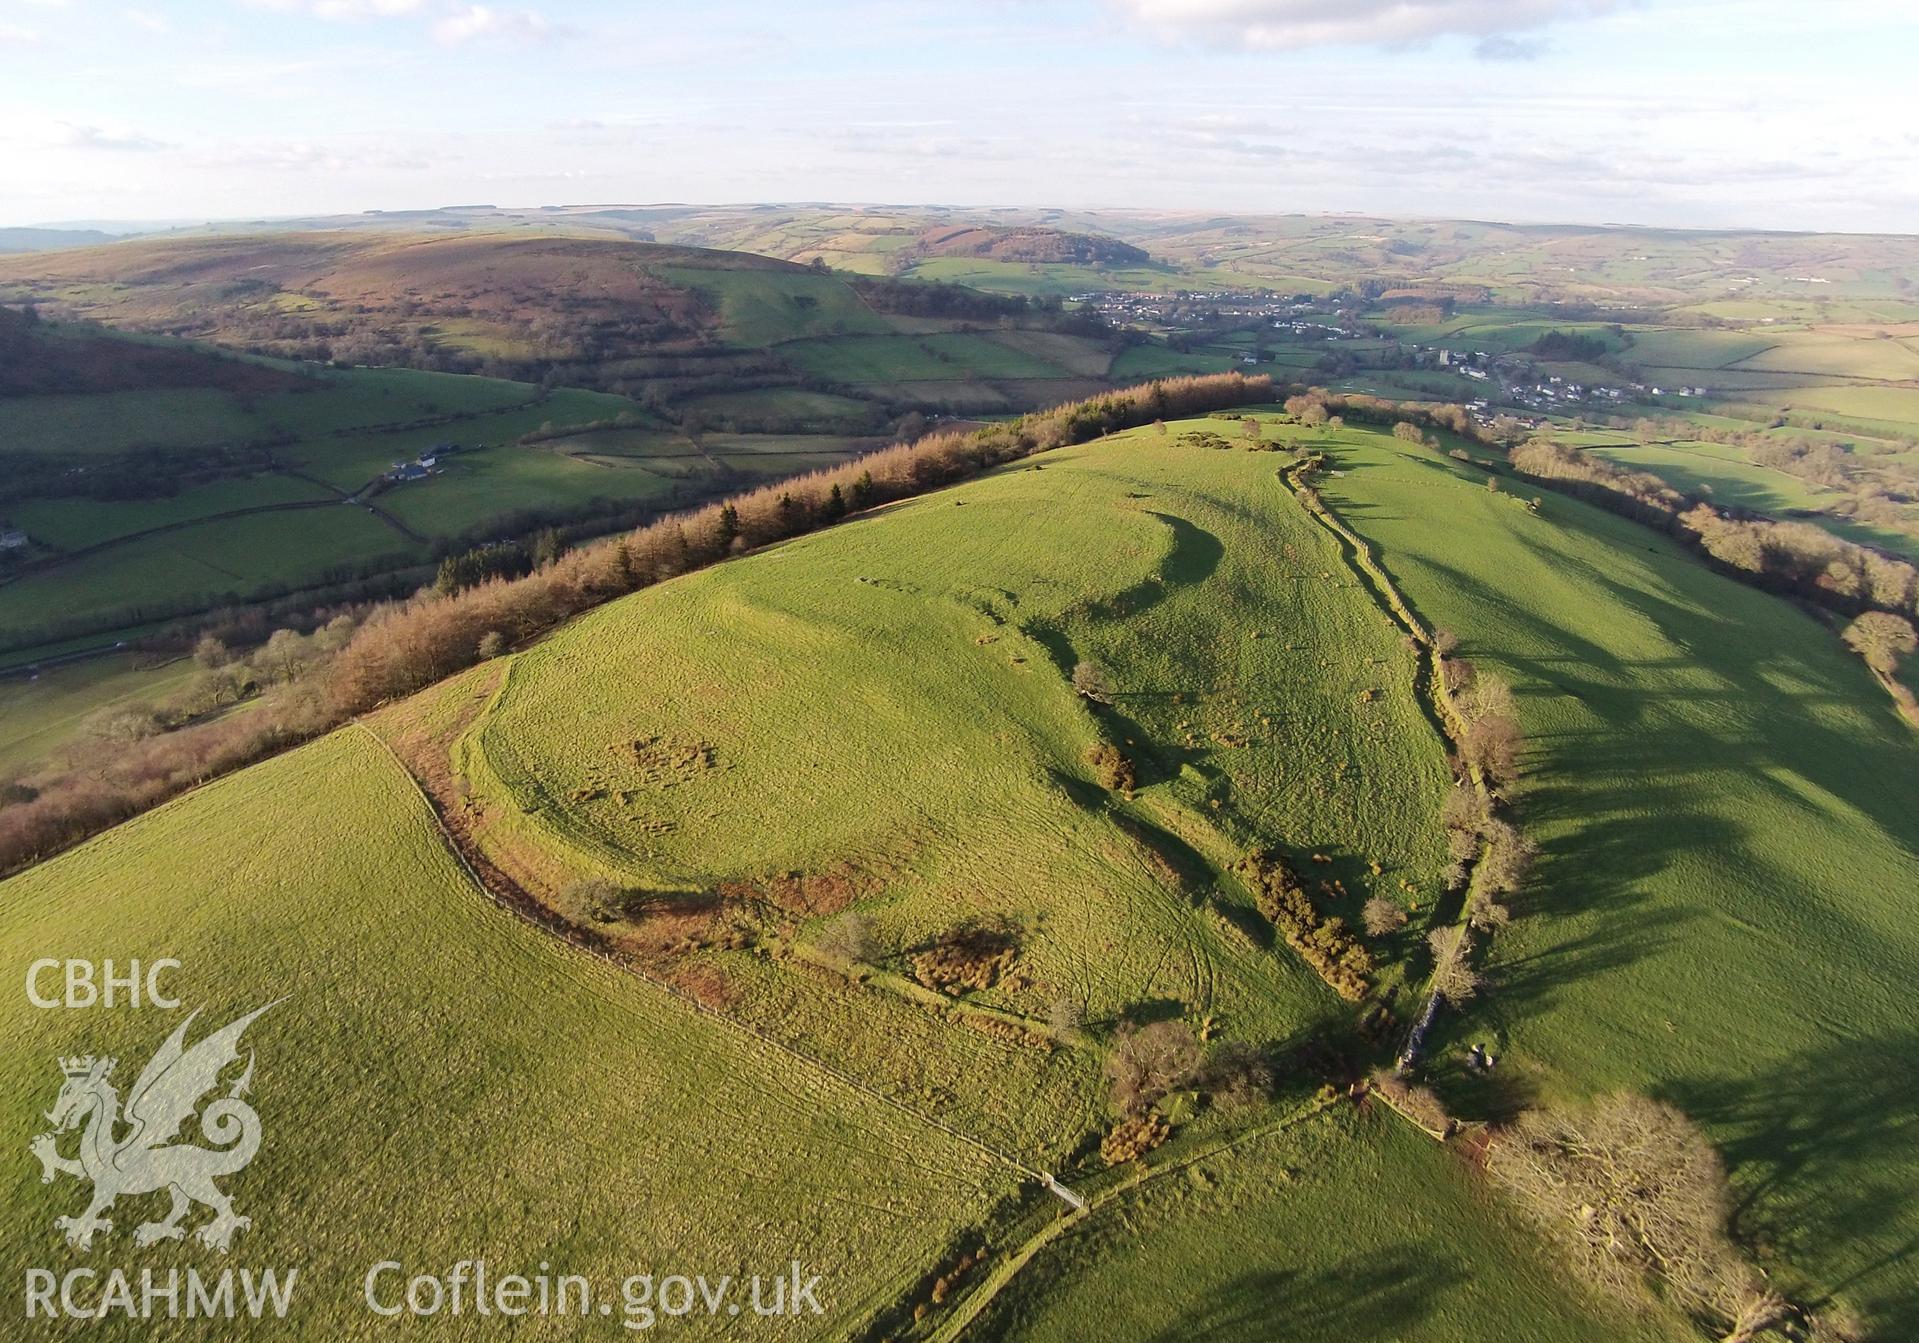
(58, 1055, 113, 1078)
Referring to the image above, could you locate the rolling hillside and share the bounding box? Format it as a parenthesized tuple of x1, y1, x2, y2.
(0, 345, 865, 654)
(1311, 429, 1919, 1327)
(0, 730, 1016, 1339)
(0, 231, 1124, 418)
(4, 405, 1912, 1338)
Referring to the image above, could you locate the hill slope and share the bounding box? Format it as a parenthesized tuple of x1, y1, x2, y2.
(908, 224, 1151, 267)
(10, 408, 1912, 1338)
(0, 232, 1122, 416)
(0, 306, 307, 396)
(0, 232, 772, 371)
(1, 729, 1014, 1338)
(1313, 427, 1919, 1328)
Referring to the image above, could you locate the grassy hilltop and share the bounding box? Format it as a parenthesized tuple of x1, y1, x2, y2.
(4, 407, 1914, 1339)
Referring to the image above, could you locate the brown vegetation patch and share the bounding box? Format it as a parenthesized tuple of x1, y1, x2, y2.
(910, 922, 1018, 995)
(669, 962, 738, 1012)
(616, 734, 719, 788)
(720, 859, 887, 919)
(961, 1016, 1055, 1052)
(1100, 1114, 1171, 1166)
(1367, 1070, 1455, 1138)
(1237, 849, 1374, 1001)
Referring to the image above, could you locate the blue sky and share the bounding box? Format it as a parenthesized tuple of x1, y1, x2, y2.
(2, 0, 1915, 232)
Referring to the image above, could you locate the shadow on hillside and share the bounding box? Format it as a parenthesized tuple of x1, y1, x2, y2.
(1139, 1247, 1464, 1343)
(1403, 537, 1917, 848)
(1488, 811, 1703, 1017)
(1025, 508, 1225, 674)
(1669, 1033, 1919, 1318)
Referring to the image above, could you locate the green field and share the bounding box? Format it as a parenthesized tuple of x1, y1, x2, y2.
(1312, 429, 1919, 1328)
(981, 1105, 1676, 1343)
(0, 654, 199, 776)
(677, 386, 880, 432)
(7, 474, 337, 551)
(0, 505, 425, 645)
(904, 258, 1179, 298)
(0, 730, 1018, 1338)
(271, 385, 642, 493)
(4, 388, 269, 454)
(0, 365, 876, 652)
(1731, 330, 1919, 380)
(3, 367, 538, 457)
(651, 265, 897, 345)
(1621, 328, 1777, 369)
(446, 423, 1450, 1052)
(779, 332, 1080, 383)
(1109, 344, 1239, 379)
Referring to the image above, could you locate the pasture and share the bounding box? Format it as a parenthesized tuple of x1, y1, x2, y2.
(1582, 439, 1919, 561)
(0, 729, 1020, 1339)
(1314, 428, 1919, 1329)
(650, 264, 896, 345)
(10, 409, 1899, 1339)
(777, 331, 1081, 383)
(0, 504, 425, 648)
(0, 653, 199, 777)
(0, 362, 877, 653)
(979, 1105, 1681, 1343)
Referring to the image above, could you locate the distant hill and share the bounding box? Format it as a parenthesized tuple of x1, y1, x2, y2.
(0, 232, 781, 372)
(908, 223, 1151, 267)
(0, 227, 116, 254)
(0, 230, 1124, 416)
(24, 206, 1919, 307)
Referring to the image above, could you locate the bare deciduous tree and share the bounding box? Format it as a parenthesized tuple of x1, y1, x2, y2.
(1107, 1020, 1200, 1116)
(1467, 892, 1512, 932)
(1489, 1094, 1778, 1337)
(1072, 660, 1116, 704)
(1427, 925, 1482, 1002)
(1362, 897, 1408, 936)
(1477, 818, 1538, 895)
(816, 911, 873, 965)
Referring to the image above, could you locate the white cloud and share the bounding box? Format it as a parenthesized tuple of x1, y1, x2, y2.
(123, 8, 171, 32)
(431, 4, 556, 44)
(1112, 0, 1620, 49)
(193, 140, 430, 173)
(0, 22, 41, 43)
(1474, 34, 1551, 60)
(244, 0, 427, 17)
(59, 123, 171, 152)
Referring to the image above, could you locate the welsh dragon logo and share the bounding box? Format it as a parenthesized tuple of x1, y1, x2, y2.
(29, 1002, 277, 1253)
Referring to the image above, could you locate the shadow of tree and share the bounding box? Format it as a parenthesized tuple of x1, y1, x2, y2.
(1669, 1034, 1919, 1319)
(1139, 1248, 1465, 1343)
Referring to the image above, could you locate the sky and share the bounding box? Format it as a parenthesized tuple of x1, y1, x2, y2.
(2, 0, 1916, 233)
